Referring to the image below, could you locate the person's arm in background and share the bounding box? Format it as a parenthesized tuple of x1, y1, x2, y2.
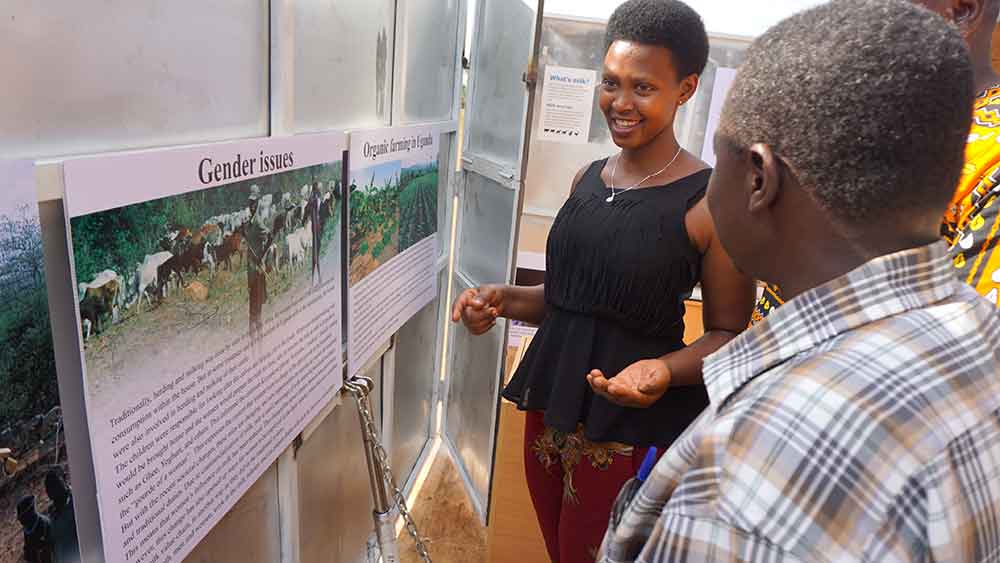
(588, 198, 754, 407)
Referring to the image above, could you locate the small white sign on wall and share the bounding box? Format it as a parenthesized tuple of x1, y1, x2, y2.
(538, 65, 597, 144)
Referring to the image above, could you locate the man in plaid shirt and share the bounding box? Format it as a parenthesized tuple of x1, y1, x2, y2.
(752, 0, 1000, 323)
(599, 1, 1000, 561)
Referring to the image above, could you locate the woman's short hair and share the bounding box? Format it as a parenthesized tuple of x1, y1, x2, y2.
(605, 0, 710, 78)
(719, 0, 974, 224)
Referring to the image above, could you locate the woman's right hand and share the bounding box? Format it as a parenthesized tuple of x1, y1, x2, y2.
(451, 285, 506, 335)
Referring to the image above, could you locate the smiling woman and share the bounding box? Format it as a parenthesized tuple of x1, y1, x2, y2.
(450, 1, 755, 561)
(598, 1, 705, 151)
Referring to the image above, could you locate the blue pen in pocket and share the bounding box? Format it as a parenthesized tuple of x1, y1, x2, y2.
(609, 447, 658, 530)
(637, 446, 658, 483)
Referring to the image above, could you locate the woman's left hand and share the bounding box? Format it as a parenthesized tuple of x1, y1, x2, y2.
(587, 359, 671, 408)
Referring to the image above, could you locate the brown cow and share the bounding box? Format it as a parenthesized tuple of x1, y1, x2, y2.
(214, 232, 243, 271)
(175, 230, 209, 274)
(79, 277, 120, 340)
(156, 255, 185, 299)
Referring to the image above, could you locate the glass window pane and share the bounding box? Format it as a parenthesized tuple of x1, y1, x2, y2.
(458, 173, 514, 285)
(294, 0, 395, 132)
(391, 285, 442, 478)
(465, 0, 537, 166)
(446, 276, 503, 508)
(438, 133, 457, 259)
(0, 0, 269, 159)
(395, 0, 460, 123)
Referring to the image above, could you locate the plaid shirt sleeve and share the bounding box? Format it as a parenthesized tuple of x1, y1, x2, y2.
(603, 511, 803, 562)
(599, 459, 804, 562)
(598, 405, 804, 563)
(598, 406, 800, 563)
(600, 402, 1000, 563)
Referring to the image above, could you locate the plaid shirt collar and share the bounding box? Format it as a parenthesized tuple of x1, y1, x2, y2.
(703, 241, 956, 412)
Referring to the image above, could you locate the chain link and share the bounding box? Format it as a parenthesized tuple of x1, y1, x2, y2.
(349, 385, 433, 562)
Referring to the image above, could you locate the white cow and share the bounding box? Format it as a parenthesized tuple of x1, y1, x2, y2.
(300, 220, 313, 251)
(299, 200, 308, 224)
(132, 251, 173, 312)
(286, 229, 306, 268)
(201, 224, 223, 278)
(259, 193, 273, 223)
(284, 223, 312, 268)
(202, 242, 216, 277)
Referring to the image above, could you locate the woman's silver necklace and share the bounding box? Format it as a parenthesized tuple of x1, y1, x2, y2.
(606, 147, 684, 203)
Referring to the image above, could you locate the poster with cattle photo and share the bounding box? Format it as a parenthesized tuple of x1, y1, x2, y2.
(348, 123, 448, 377)
(0, 161, 82, 563)
(61, 134, 345, 563)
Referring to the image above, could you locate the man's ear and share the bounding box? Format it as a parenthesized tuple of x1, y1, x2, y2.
(951, 0, 989, 37)
(747, 143, 781, 215)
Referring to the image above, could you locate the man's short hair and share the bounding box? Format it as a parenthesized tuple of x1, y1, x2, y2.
(605, 0, 710, 77)
(719, 0, 974, 224)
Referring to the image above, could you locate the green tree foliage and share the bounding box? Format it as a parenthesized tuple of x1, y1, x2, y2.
(0, 204, 58, 428)
(350, 173, 400, 254)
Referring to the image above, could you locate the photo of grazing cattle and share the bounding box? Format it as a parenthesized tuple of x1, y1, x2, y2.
(0, 162, 79, 563)
(68, 162, 343, 409)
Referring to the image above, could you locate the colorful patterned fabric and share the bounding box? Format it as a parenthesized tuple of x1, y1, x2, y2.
(942, 85, 1000, 306)
(525, 412, 659, 563)
(599, 243, 1000, 562)
(749, 283, 783, 325)
(531, 422, 634, 505)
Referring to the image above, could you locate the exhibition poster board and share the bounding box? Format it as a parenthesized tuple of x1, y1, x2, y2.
(61, 134, 346, 563)
(0, 160, 83, 563)
(347, 124, 443, 376)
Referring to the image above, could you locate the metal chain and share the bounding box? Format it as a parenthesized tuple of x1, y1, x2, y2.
(349, 384, 433, 562)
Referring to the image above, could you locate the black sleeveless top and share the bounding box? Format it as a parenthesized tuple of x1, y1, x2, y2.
(502, 158, 711, 447)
